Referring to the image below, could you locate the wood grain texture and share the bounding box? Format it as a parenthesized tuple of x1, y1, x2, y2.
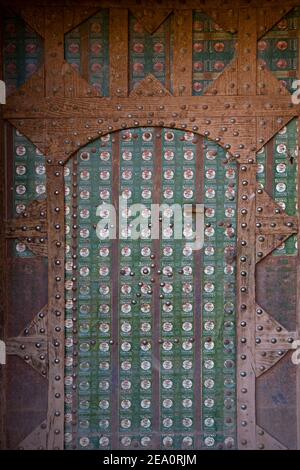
(17, 420, 47, 450)
(4, 0, 300, 10)
(63, 6, 100, 33)
(254, 304, 296, 377)
(45, 164, 65, 450)
(5, 95, 298, 119)
(256, 6, 296, 39)
(255, 188, 298, 262)
(236, 163, 257, 449)
(237, 8, 257, 96)
(130, 74, 171, 97)
(2, 0, 300, 450)
(44, 7, 65, 98)
(256, 425, 287, 450)
(173, 10, 192, 96)
(204, 7, 238, 34)
(110, 9, 129, 97)
(5, 87, 298, 167)
(129, 8, 172, 34)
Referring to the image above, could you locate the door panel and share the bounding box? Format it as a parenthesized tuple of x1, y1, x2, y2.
(63, 128, 237, 449)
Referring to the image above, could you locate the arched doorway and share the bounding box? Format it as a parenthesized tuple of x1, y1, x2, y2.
(63, 127, 237, 449)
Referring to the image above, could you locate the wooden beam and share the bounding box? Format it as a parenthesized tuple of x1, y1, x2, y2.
(45, 164, 65, 450)
(237, 8, 257, 96)
(173, 10, 192, 96)
(109, 8, 128, 97)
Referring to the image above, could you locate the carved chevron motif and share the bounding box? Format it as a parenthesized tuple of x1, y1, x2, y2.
(6, 305, 48, 377)
(130, 74, 171, 98)
(129, 8, 172, 34)
(255, 304, 297, 377)
(255, 188, 298, 263)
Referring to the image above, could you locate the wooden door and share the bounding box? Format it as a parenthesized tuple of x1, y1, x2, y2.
(1, 0, 300, 451)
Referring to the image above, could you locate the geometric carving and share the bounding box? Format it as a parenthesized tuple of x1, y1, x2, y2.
(6, 305, 48, 377)
(130, 73, 171, 97)
(129, 8, 172, 34)
(256, 189, 298, 262)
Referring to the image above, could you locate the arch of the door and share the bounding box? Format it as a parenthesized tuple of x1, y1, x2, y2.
(61, 124, 240, 450)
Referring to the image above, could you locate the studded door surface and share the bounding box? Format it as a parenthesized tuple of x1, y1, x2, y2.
(1, 0, 300, 451)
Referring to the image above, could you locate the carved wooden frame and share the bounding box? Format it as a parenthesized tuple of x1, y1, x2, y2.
(1, 0, 300, 450)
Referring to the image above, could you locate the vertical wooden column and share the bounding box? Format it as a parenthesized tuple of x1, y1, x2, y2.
(44, 7, 65, 97)
(110, 9, 129, 97)
(173, 10, 192, 96)
(46, 163, 65, 449)
(236, 162, 257, 450)
(236, 5, 258, 450)
(237, 8, 257, 96)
